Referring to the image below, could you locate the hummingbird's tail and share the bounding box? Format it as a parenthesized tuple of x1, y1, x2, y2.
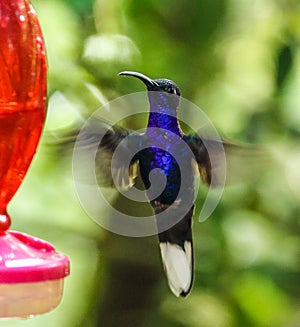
(159, 240, 193, 297)
(157, 205, 194, 297)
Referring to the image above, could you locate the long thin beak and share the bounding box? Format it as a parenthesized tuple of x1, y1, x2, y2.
(118, 71, 158, 89)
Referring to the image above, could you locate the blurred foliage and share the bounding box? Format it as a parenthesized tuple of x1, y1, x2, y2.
(2, 0, 300, 326)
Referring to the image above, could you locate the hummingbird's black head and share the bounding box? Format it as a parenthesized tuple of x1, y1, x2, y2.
(119, 71, 181, 109)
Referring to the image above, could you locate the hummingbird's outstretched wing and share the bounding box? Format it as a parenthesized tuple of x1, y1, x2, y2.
(184, 134, 267, 187)
(48, 118, 142, 190)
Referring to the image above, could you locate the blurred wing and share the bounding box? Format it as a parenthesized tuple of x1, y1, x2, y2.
(48, 118, 142, 190)
(184, 134, 268, 187)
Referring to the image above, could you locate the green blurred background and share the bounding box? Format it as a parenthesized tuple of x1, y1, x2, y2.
(3, 0, 300, 326)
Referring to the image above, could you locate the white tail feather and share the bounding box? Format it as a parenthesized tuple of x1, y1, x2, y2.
(159, 241, 193, 297)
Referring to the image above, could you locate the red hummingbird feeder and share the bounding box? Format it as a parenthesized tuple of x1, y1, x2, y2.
(0, 0, 70, 318)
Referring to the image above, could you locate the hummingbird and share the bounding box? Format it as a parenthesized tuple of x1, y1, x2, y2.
(54, 71, 233, 297)
(118, 71, 196, 297)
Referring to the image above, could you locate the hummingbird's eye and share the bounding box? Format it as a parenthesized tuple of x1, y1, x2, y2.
(164, 85, 174, 94)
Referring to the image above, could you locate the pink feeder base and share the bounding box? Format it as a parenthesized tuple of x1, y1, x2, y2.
(0, 231, 70, 318)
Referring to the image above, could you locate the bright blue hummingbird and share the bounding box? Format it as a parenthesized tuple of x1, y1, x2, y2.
(55, 71, 233, 297)
(118, 71, 196, 297)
